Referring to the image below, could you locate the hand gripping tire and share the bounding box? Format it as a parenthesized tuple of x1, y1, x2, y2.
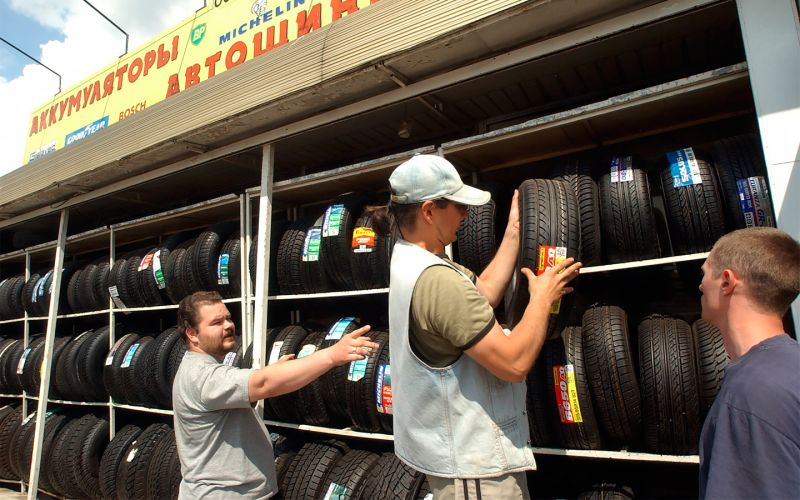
(638, 315, 701, 454)
(280, 439, 349, 500)
(599, 158, 660, 263)
(320, 193, 371, 290)
(505, 178, 580, 337)
(544, 327, 603, 449)
(552, 159, 603, 266)
(345, 330, 389, 432)
(581, 305, 641, 446)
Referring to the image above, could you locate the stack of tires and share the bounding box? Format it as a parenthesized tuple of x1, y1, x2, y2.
(263, 318, 393, 433)
(277, 438, 429, 500)
(274, 194, 397, 295)
(0, 337, 25, 395)
(0, 275, 26, 320)
(525, 304, 728, 453)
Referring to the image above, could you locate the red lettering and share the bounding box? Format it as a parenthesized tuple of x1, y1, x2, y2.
(205, 52, 222, 78)
(58, 98, 68, 121)
(166, 73, 181, 97)
(157, 42, 171, 68)
(185, 64, 201, 89)
(115, 64, 128, 90)
(143, 50, 156, 76)
(48, 104, 57, 127)
(253, 21, 289, 57)
(128, 57, 142, 83)
(296, 4, 321, 36)
(68, 91, 81, 117)
(172, 35, 178, 62)
(29, 116, 39, 137)
(330, 0, 359, 21)
(103, 72, 115, 98)
(225, 41, 247, 69)
(38, 110, 48, 131)
(82, 84, 92, 107)
(89, 81, 101, 105)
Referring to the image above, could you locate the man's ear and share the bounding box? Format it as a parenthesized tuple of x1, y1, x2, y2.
(185, 326, 199, 345)
(420, 200, 435, 224)
(721, 269, 738, 296)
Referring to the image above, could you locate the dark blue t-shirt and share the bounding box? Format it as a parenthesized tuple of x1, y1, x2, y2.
(699, 334, 800, 499)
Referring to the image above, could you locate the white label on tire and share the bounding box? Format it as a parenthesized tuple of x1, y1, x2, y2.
(106, 336, 128, 366)
(73, 329, 93, 343)
(322, 204, 345, 237)
(223, 351, 237, 366)
(267, 341, 284, 365)
(737, 176, 774, 228)
(22, 411, 36, 426)
(217, 253, 230, 285)
(610, 156, 634, 183)
(153, 250, 166, 289)
(667, 148, 702, 187)
(347, 357, 368, 382)
(297, 344, 316, 358)
(138, 252, 155, 271)
(323, 482, 349, 500)
(126, 446, 139, 462)
(376, 364, 393, 415)
(16, 347, 31, 375)
(120, 343, 140, 368)
(108, 285, 127, 309)
(302, 228, 322, 262)
(326, 317, 355, 340)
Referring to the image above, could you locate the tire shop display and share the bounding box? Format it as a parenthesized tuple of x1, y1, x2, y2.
(0, 3, 795, 497)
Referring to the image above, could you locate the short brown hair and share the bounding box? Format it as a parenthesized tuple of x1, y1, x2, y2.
(708, 227, 800, 315)
(177, 291, 224, 339)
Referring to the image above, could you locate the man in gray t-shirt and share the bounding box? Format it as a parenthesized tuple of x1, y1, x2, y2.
(172, 291, 376, 499)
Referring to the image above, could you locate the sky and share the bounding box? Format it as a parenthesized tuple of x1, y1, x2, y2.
(0, 0, 202, 177)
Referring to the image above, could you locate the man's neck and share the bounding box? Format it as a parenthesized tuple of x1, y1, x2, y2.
(400, 228, 445, 255)
(723, 305, 785, 360)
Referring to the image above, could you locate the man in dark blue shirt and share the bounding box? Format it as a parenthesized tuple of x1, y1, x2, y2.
(698, 227, 800, 499)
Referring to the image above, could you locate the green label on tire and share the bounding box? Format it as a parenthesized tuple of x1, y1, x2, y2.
(302, 228, 322, 262)
(322, 204, 345, 237)
(347, 357, 368, 381)
(323, 482, 349, 500)
(153, 250, 166, 289)
(120, 343, 140, 368)
(217, 253, 230, 285)
(297, 344, 316, 358)
(326, 317, 356, 340)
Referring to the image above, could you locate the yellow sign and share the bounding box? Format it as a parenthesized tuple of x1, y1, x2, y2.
(23, 0, 379, 164)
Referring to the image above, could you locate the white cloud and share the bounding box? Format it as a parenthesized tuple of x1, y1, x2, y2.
(0, 0, 200, 177)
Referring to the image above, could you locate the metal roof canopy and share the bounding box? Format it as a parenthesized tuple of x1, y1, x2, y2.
(0, 0, 738, 245)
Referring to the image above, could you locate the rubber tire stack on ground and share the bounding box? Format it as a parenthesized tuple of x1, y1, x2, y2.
(506, 178, 580, 337)
(598, 158, 660, 263)
(582, 305, 641, 447)
(659, 150, 726, 254)
(544, 326, 603, 449)
(710, 133, 771, 230)
(552, 159, 603, 266)
(345, 330, 389, 432)
(280, 439, 350, 500)
(692, 318, 728, 420)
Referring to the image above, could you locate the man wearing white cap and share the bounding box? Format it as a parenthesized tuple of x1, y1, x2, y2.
(381, 154, 581, 499)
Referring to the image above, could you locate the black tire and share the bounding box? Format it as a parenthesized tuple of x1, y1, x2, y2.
(98, 423, 143, 499)
(577, 483, 636, 500)
(167, 337, 188, 398)
(24, 412, 67, 492)
(131, 335, 160, 406)
(295, 331, 331, 426)
(320, 317, 362, 426)
(301, 215, 333, 294)
(193, 223, 237, 291)
(152, 326, 182, 407)
(456, 200, 497, 274)
(164, 239, 194, 304)
(44, 336, 71, 399)
(375, 337, 393, 434)
(280, 439, 349, 500)
(9, 408, 36, 480)
(103, 333, 141, 402)
(660, 150, 726, 254)
(345, 330, 389, 432)
(321, 448, 380, 499)
(19, 335, 46, 395)
(711, 134, 771, 230)
(552, 159, 602, 266)
(320, 194, 370, 290)
(52, 413, 97, 498)
(21, 271, 43, 316)
(119, 336, 154, 405)
(76, 415, 109, 499)
(527, 353, 554, 447)
(76, 326, 113, 402)
(276, 219, 311, 295)
(362, 452, 426, 500)
(582, 305, 641, 446)
(599, 158, 660, 263)
(181, 242, 203, 296)
(0, 406, 21, 479)
(506, 178, 580, 337)
(121, 249, 150, 308)
(216, 231, 242, 298)
(91, 260, 111, 311)
(53, 334, 81, 401)
(0, 339, 20, 393)
(136, 248, 167, 306)
(116, 422, 172, 500)
(267, 325, 312, 423)
(108, 252, 133, 308)
(692, 319, 728, 420)
(2, 340, 24, 394)
(638, 315, 700, 454)
(350, 212, 393, 290)
(65, 266, 86, 313)
(0, 276, 26, 319)
(145, 431, 178, 500)
(544, 327, 603, 449)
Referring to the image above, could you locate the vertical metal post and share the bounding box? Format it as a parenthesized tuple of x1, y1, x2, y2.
(27, 209, 69, 498)
(736, 0, 800, 334)
(239, 194, 252, 352)
(243, 193, 255, 355)
(108, 228, 116, 440)
(252, 144, 275, 416)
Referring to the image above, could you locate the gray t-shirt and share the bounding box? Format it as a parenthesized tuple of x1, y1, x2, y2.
(173, 351, 277, 499)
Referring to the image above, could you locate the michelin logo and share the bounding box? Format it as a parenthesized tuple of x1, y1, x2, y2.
(65, 116, 109, 146)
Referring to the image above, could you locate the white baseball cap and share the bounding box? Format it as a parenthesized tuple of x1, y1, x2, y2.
(389, 155, 490, 206)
